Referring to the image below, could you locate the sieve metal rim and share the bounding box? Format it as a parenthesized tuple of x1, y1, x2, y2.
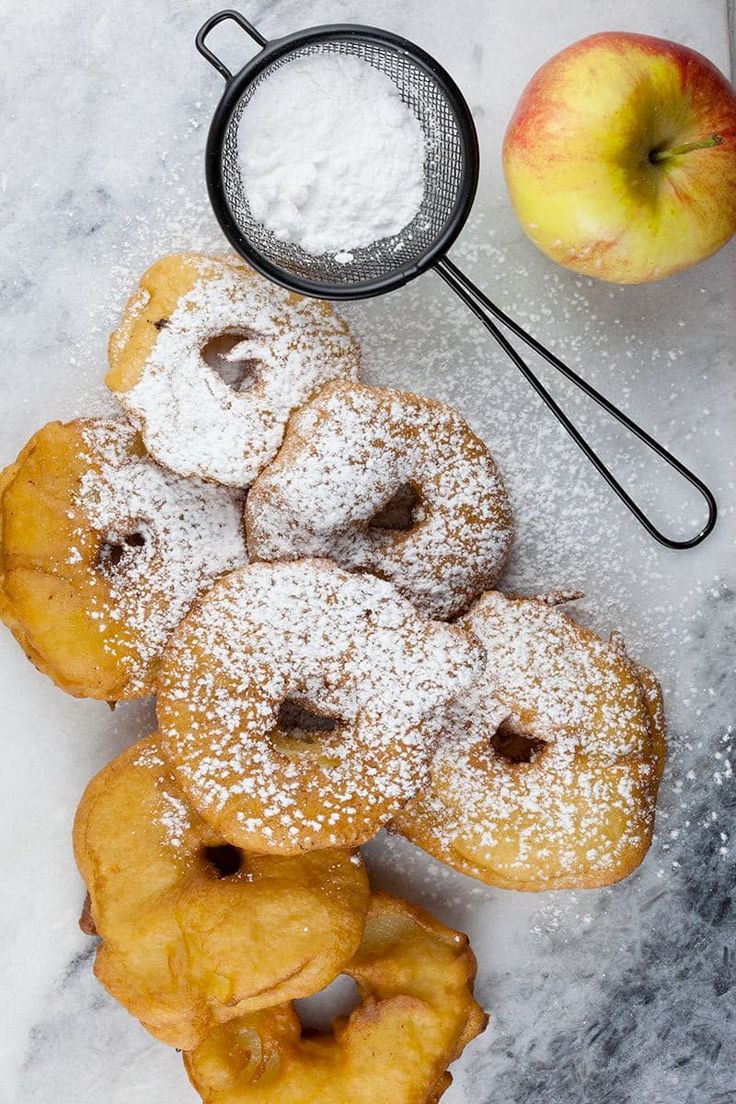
(201, 22, 480, 301)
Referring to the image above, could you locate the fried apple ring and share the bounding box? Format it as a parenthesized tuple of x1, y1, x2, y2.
(0, 418, 246, 699)
(157, 559, 485, 853)
(73, 734, 369, 1050)
(246, 381, 513, 618)
(394, 592, 666, 890)
(184, 892, 487, 1104)
(106, 253, 361, 487)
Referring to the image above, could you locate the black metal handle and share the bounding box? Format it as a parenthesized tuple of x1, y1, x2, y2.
(196, 9, 268, 81)
(435, 257, 717, 550)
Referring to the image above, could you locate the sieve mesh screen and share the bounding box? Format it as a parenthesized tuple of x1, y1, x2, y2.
(219, 36, 469, 289)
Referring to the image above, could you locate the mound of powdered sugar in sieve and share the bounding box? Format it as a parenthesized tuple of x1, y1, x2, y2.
(237, 52, 426, 257)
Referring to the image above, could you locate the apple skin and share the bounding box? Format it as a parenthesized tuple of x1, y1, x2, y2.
(502, 32, 736, 283)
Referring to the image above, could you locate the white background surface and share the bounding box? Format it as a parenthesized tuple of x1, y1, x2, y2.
(1, 2, 734, 1102)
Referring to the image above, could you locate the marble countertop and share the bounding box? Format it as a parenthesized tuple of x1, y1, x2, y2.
(1, 1, 735, 1102)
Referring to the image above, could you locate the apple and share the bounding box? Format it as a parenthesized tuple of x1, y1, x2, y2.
(502, 32, 736, 283)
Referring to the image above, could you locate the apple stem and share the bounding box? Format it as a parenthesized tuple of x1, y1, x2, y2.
(650, 133, 724, 163)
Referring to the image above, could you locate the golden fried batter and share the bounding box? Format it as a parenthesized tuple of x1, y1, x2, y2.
(73, 734, 369, 1050)
(395, 592, 666, 890)
(0, 418, 246, 698)
(184, 892, 487, 1104)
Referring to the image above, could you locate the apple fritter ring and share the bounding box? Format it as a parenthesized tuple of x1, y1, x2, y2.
(157, 559, 485, 854)
(106, 253, 361, 488)
(394, 592, 666, 890)
(0, 418, 246, 700)
(246, 381, 513, 619)
(184, 892, 487, 1104)
(73, 734, 369, 1050)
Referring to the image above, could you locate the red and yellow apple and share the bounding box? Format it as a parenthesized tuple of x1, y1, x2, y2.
(502, 32, 736, 283)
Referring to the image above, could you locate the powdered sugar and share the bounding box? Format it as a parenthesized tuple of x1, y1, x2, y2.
(158, 789, 191, 849)
(461, 592, 652, 760)
(237, 53, 425, 256)
(72, 418, 247, 694)
(395, 592, 665, 888)
(157, 559, 485, 852)
(246, 381, 513, 618)
(110, 254, 360, 487)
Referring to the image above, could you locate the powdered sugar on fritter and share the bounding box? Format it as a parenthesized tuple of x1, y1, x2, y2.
(395, 592, 665, 883)
(113, 255, 360, 487)
(246, 381, 513, 619)
(71, 419, 247, 693)
(158, 788, 192, 850)
(462, 592, 653, 760)
(157, 559, 485, 852)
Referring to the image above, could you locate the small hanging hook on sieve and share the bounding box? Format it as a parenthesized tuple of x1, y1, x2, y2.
(195, 10, 718, 551)
(196, 10, 268, 80)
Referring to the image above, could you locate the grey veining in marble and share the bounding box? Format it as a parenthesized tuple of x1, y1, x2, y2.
(1, 2, 735, 1103)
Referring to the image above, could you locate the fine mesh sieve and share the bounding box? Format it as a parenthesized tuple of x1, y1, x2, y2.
(197, 10, 717, 550)
(198, 12, 478, 299)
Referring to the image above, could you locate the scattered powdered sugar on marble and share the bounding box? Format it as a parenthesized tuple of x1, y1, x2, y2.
(72, 419, 247, 692)
(157, 559, 485, 851)
(0, 18, 730, 1103)
(341, 217, 731, 653)
(114, 255, 360, 487)
(237, 52, 425, 256)
(246, 381, 513, 619)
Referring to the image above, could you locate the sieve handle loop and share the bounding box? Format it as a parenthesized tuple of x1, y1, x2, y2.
(435, 257, 716, 550)
(196, 9, 268, 81)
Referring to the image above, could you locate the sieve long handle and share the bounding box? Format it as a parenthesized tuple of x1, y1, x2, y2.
(435, 257, 716, 550)
(196, 9, 268, 80)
